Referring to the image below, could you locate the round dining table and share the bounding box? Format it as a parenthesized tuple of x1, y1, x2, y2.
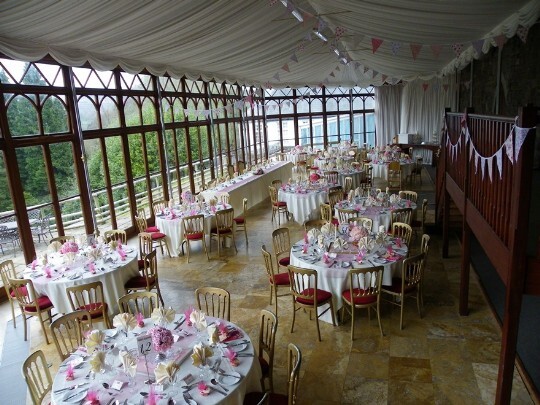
(50, 314, 261, 405)
(22, 247, 139, 315)
(289, 235, 408, 324)
(370, 160, 414, 180)
(278, 183, 329, 224)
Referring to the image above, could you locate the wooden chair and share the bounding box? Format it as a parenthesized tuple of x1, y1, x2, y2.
(257, 309, 278, 392)
(390, 207, 413, 226)
(22, 350, 52, 405)
(410, 156, 423, 184)
(210, 207, 237, 257)
(181, 214, 209, 262)
(136, 209, 160, 232)
(304, 219, 328, 232)
(195, 287, 231, 321)
(104, 229, 127, 244)
(0, 259, 19, 327)
(420, 233, 430, 256)
(268, 186, 290, 225)
(261, 245, 290, 316)
(118, 291, 159, 318)
(49, 235, 75, 245)
(343, 176, 353, 195)
(348, 216, 373, 232)
(391, 222, 413, 247)
(412, 199, 428, 238)
(152, 200, 168, 215)
(219, 192, 230, 205)
(233, 198, 248, 244)
(360, 165, 373, 190)
(8, 277, 54, 344)
(136, 216, 171, 257)
(342, 267, 384, 340)
(244, 343, 302, 405)
(66, 281, 111, 328)
(398, 190, 418, 204)
(272, 227, 291, 273)
(387, 160, 402, 191)
(125, 250, 165, 306)
(320, 202, 335, 224)
(323, 170, 339, 184)
(381, 253, 425, 330)
(137, 232, 153, 272)
(336, 208, 357, 224)
(288, 265, 336, 341)
(50, 310, 93, 361)
(327, 189, 343, 210)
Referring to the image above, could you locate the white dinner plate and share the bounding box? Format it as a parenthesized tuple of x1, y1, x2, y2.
(218, 371, 242, 385)
(63, 389, 88, 403)
(373, 258, 388, 264)
(341, 261, 351, 268)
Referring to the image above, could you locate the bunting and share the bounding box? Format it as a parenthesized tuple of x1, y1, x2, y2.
(372, 38, 383, 53)
(410, 43, 422, 60)
(516, 25, 529, 43)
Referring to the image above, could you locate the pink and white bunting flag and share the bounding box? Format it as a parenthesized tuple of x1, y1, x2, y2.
(335, 26, 346, 40)
(430, 44, 442, 59)
(496, 148, 503, 179)
(372, 38, 383, 53)
(390, 42, 401, 56)
(514, 126, 532, 159)
(372, 70, 378, 78)
(317, 19, 327, 32)
(410, 43, 422, 60)
(381, 74, 387, 83)
(516, 25, 529, 43)
(282, 63, 290, 72)
(468, 141, 474, 161)
(297, 41, 306, 51)
(184, 108, 190, 116)
(329, 71, 335, 78)
(304, 31, 312, 42)
(269, 0, 278, 5)
(504, 132, 514, 164)
(487, 156, 493, 182)
(475, 152, 480, 173)
(452, 43, 464, 57)
(472, 39, 485, 56)
(225, 104, 233, 114)
(290, 52, 298, 63)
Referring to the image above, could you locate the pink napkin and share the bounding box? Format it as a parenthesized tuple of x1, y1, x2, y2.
(406, 200, 412, 207)
(136, 312, 145, 327)
(303, 232, 308, 243)
(117, 249, 126, 261)
(223, 347, 239, 366)
(88, 262, 96, 274)
(395, 238, 402, 247)
(184, 306, 194, 326)
(386, 246, 394, 255)
(44, 266, 52, 278)
(31, 260, 37, 270)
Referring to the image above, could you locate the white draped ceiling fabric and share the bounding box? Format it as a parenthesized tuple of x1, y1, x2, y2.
(0, 0, 537, 141)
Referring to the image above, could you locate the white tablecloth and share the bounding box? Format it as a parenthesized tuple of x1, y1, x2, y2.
(278, 189, 328, 224)
(334, 205, 392, 231)
(50, 315, 262, 405)
(201, 161, 292, 215)
(24, 248, 140, 315)
(290, 240, 407, 323)
(337, 169, 365, 189)
(371, 162, 413, 181)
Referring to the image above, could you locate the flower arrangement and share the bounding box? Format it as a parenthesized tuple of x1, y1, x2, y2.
(60, 241, 79, 255)
(148, 326, 174, 353)
(309, 173, 320, 182)
(181, 190, 193, 204)
(349, 225, 369, 242)
(198, 382, 211, 396)
(84, 390, 100, 405)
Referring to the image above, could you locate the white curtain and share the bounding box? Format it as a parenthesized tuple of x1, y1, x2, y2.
(400, 75, 458, 143)
(375, 84, 403, 146)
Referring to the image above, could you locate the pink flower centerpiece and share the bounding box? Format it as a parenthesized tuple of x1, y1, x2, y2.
(181, 190, 193, 204)
(309, 173, 320, 182)
(148, 326, 174, 360)
(349, 225, 369, 243)
(60, 241, 79, 255)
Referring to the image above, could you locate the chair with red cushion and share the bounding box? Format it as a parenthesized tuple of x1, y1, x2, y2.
(381, 252, 425, 330)
(137, 208, 160, 233)
(342, 266, 384, 340)
(66, 280, 111, 329)
(137, 232, 153, 272)
(125, 250, 165, 306)
(287, 265, 336, 341)
(209, 207, 237, 257)
(180, 214, 209, 262)
(244, 343, 302, 405)
(261, 245, 290, 316)
(233, 198, 248, 244)
(256, 309, 278, 393)
(135, 215, 171, 258)
(0, 259, 21, 328)
(272, 227, 291, 273)
(8, 277, 54, 344)
(268, 186, 290, 225)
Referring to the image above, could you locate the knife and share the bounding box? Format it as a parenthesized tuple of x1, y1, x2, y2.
(174, 318, 186, 330)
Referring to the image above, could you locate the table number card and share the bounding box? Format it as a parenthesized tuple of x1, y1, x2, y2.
(137, 334, 152, 356)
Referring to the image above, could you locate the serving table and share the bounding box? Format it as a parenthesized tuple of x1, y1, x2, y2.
(50, 314, 261, 405)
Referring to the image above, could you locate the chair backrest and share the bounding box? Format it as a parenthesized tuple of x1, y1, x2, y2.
(304, 219, 328, 232)
(141, 250, 158, 284)
(152, 200, 168, 215)
(320, 203, 332, 223)
(22, 350, 52, 405)
(104, 229, 127, 244)
(66, 281, 106, 314)
(348, 216, 373, 232)
(286, 343, 302, 405)
(50, 310, 93, 361)
(8, 277, 38, 311)
(137, 207, 146, 219)
(398, 190, 418, 204)
(49, 235, 75, 244)
(261, 245, 276, 279)
(288, 265, 318, 307)
(215, 208, 234, 231)
(118, 291, 159, 318)
(219, 192, 230, 205)
(240, 198, 248, 218)
(328, 190, 343, 209)
(347, 266, 384, 305)
(420, 234, 430, 256)
(391, 222, 413, 246)
(400, 253, 425, 291)
(0, 259, 17, 296)
(259, 309, 278, 381)
(336, 208, 357, 224)
(135, 216, 148, 233)
(195, 287, 231, 321)
(388, 161, 401, 171)
(138, 232, 153, 258)
(272, 227, 290, 265)
(182, 214, 206, 238)
(391, 207, 413, 226)
(420, 198, 428, 228)
(343, 176, 353, 194)
(324, 170, 338, 184)
(268, 186, 279, 205)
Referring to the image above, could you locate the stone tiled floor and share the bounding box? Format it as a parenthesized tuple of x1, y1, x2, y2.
(0, 172, 534, 404)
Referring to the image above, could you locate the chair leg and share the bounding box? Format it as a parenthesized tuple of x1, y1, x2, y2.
(232, 233, 237, 253)
(22, 313, 28, 341)
(290, 302, 296, 333)
(399, 294, 404, 330)
(202, 238, 210, 260)
(217, 234, 221, 257)
(156, 284, 165, 306)
(350, 304, 355, 341)
(315, 308, 322, 342)
(243, 226, 248, 245)
(186, 240, 191, 263)
(38, 314, 50, 344)
(9, 300, 16, 328)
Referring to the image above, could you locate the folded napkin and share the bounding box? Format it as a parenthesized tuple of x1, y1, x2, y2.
(333, 237, 348, 251)
(119, 348, 138, 377)
(307, 228, 321, 241)
(154, 360, 180, 384)
(189, 310, 207, 331)
(151, 307, 176, 325)
(85, 330, 105, 354)
(48, 241, 62, 253)
(89, 350, 106, 373)
(191, 342, 213, 367)
(358, 237, 375, 251)
(109, 240, 118, 250)
(389, 194, 399, 204)
(113, 313, 137, 331)
(87, 248, 102, 261)
(320, 223, 332, 236)
(207, 324, 220, 345)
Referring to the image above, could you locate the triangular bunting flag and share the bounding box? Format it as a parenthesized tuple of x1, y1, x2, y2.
(285, 101, 291, 108)
(504, 132, 514, 164)
(460, 111, 468, 127)
(273, 72, 280, 81)
(364, 66, 369, 74)
(472, 39, 484, 56)
(381, 74, 387, 83)
(469, 142, 474, 161)
(354, 62, 361, 70)
(487, 156, 493, 182)
(372, 70, 378, 78)
(203, 110, 210, 119)
(464, 80, 471, 90)
(263, 82, 272, 90)
(452, 43, 464, 57)
(432, 82, 440, 92)
(225, 104, 233, 114)
(496, 148, 503, 178)
(422, 83, 429, 92)
(430, 44, 442, 59)
(516, 25, 529, 43)
(494, 34, 506, 49)
(318, 19, 327, 32)
(410, 43, 422, 60)
(290, 52, 298, 63)
(443, 84, 449, 92)
(282, 64, 290, 72)
(297, 41, 305, 51)
(269, 0, 278, 5)
(335, 26, 346, 40)
(391, 42, 401, 56)
(323, 77, 330, 84)
(372, 38, 383, 53)
(335, 65, 341, 72)
(475, 152, 480, 173)
(514, 126, 530, 159)
(481, 157, 486, 180)
(303, 11, 314, 22)
(329, 71, 335, 77)
(304, 31, 312, 41)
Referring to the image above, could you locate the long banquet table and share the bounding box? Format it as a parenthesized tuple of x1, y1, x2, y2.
(201, 161, 292, 215)
(50, 314, 261, 405)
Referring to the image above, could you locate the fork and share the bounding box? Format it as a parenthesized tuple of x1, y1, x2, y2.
(53, 382, 88, 394)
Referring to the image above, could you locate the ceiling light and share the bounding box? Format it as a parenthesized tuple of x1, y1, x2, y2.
(280, 0, 288, 6)
(313, 29, 328, 42)
(333, 48, 341, 57)
(291, 9, 303, 22)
